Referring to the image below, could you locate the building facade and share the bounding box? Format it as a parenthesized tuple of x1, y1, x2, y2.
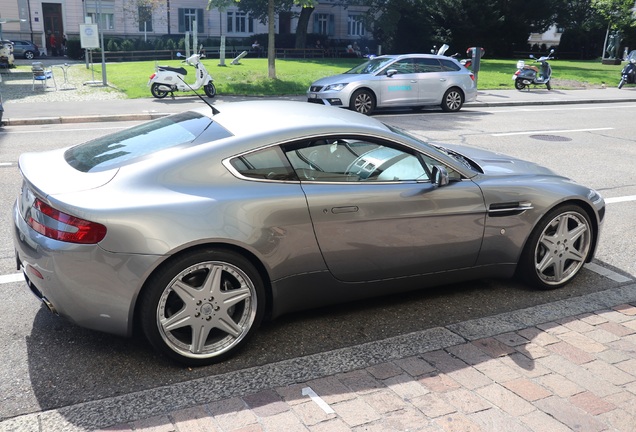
(2, 0, 370, 55)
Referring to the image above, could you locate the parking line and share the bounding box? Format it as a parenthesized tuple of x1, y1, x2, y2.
(0, 273, 23, 284)
(585, 263, 632, 283)
(492, 127, 613, 136)
(605, 195, 636, 204)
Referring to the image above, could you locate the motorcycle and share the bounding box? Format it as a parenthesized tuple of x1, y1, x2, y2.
(148, 51, 216, 99)
(618, 51, 636, 89)
(513, 49, 554, 91)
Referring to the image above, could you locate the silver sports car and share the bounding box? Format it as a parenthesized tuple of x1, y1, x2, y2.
(307, 53, 477, 114)
(13, 101, 604, 366)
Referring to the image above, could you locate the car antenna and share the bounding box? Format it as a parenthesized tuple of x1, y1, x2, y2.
(178, 76, 220, 115)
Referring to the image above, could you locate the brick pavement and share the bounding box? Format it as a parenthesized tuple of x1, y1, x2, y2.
(97, 303, 636, 432)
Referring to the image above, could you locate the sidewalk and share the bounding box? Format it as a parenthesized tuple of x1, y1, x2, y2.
(3, 87, 636, 126)
(1, 282, 635, 432)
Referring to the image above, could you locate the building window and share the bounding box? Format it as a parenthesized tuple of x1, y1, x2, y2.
(314, 14, 334, 35)
(227, 11, 254, 34)
(86, 0, 115, 30)
(178, 8, 204, 33)
(138, 6, 153, 32)
(347, 15, 365, 37)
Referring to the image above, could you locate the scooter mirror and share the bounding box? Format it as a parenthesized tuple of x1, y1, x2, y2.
(176, 52, 183, 58)
(529, 54, 535, 59)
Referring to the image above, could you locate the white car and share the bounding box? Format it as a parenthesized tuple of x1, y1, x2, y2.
(307, 53, 477, 115)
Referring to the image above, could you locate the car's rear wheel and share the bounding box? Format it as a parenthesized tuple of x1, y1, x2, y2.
(441, 88, 464, 112)
(518, 205, 593, 290)
(140, 249, 265, 366)
(24, 51, 35, 60)
(350, 89, 376, 115)
(151, 83, 169, 99)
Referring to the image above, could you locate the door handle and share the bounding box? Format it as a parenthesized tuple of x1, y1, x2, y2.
(439, 78, 447, 81)
(331, 206, 359, 214)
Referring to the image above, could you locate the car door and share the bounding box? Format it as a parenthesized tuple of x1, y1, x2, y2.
(283, 137, 486, 283)
(378, 58, 420, 106)
(414, 58, 447, 104)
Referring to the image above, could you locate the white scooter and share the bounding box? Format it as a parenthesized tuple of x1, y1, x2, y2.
(148, 52, 216, 98)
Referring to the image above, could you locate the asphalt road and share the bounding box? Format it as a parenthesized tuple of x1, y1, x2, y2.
(0, 103, 634, 422)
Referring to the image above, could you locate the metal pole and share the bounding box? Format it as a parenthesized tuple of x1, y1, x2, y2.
(98, 0, 107, 86)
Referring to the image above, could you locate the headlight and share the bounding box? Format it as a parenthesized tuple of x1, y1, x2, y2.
(324, 83, 347, 91)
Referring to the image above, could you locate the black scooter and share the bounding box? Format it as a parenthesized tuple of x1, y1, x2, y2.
(618, 55, 636, 89)
(513, 49, 554, 91)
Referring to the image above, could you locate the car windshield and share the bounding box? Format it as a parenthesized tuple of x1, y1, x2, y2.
(65, 111, 232, 173)
(345, 57, 396, 75)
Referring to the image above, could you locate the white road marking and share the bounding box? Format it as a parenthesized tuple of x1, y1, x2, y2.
(0, 273, 23, 284)
(605, 195, 636, 204)
(302, 387, 335, 414)
(0, 162, 13, 167)
(492, 127, 613, 136)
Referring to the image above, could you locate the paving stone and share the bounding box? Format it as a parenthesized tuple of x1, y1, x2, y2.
(469, 408, 531, 432)
(493, 332, 529, 347)
(393, 355, 436, 377)
(259, 410, 309, 432)
(536, 322, 570, 335)
(596, 348, 632, 364)
(583, 359, 636, 386)
(475, 383, 535, 416)
(332, 398, 382, 427)
(558, 318, 596, 333)
(472, 337, 516, 358)
(207, 397, 257, 431)
(568, 391, 616, 415)
(535, 373, 584, 398)
(533, 396, 606, 431)
(612, 304, 636, 316)
(502, 378, 552, 402)
(615, 358, 636, 375)
(515, 342, 551, 360)
(547, 341, 596, 364)
(499, 352, 551, 378)
(556, 331, 607, 354)
(276, 383, 309, 406)
(130, 415, 175, 432)
(410, 393, 456, 418)
(597, 408, 636, 432)
(366, 362, 403, 380)
(362, 389, 408, 414)
(421, 350, 469, 373)
(378, 407, 433, 431)
(242, 390, 289, 418)
(383, 373, 431, 400)
(517, 327, 560, 346)
(605, 391, 636, 415)
(337, 369, 385, 395)
(473, 358, 522, 383)
(306, 376, 357, 405)
(171, 406, 219, 432)
(308, 418, 351, 432)
(443, 388, 491, 414)
(290, 401, 336, 427)
(445, 343, 491, 366)
(538, 355, 622, 397)
(578, 312, 609, 326)
(518, 410, 572, 432)
(597, 310, 633, 323)
(417, 372, 462, 393)
(584, 328, 621, 344)
(608, 338, 636, 357)
(599, 321, 636, 337)
(433, 412, 482, 432)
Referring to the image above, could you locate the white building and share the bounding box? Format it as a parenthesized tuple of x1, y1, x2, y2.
(2, 0, 370, 55)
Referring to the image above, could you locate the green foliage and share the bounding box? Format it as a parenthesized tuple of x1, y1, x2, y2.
(107, 39, 120, 51)
(121, 40, 135, 51)
(166, 39, 176, 50)
(66, 39, 83, 60)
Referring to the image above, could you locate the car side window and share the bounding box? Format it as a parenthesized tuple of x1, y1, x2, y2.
(439, 59, 461, 71)
(230, 147, 298, 181)
(283, 138, 429, 183)
(414, 58, 444, 73)
(386, 59, 415, 75)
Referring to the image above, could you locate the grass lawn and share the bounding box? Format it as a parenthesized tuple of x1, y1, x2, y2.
(82, 56, 625, 98)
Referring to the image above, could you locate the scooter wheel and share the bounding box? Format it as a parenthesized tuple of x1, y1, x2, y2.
(618, 78, 625, 89)
(151, 83, 169, 99)
(546, 81, 552, 90)
(514, 80, 526, 91)
(204, 82, 216, 98)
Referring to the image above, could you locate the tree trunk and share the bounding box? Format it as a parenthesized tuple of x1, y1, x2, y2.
(267, 0, 276, 79)
(295, 7, 315, 49)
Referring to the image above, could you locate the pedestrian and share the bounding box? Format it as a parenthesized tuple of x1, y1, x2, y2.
(49, 33, 57, 56)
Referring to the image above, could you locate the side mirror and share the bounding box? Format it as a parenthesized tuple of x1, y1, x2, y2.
(432, 165, 449, 187)
(386, 69, 397, 77)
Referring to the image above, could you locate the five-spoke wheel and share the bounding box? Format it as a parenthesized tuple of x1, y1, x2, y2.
(140, 249, 264, 366)
(519, 205, 593, 289)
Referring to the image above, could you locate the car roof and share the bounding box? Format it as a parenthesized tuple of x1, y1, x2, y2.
(205, 100, 391, 140)
(374, 53, 458, 61)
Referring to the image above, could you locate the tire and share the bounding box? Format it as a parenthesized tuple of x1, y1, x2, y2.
(618, 78, 625, 89)
(514, 79, 526, 91)
(24, 51, 35, 60)
(151, 82, 169, 99)
(350, 89, 376, 115)
(139, 249, 265, 366)
(204, 81, 216, 98)
(546, 80, 552, 90)
(517, 205, 593, 290)
(441, 88, 464, 112)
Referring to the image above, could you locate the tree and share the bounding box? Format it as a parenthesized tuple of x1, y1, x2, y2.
(591, 0, 636, 58)
(208, 0, 316, 79)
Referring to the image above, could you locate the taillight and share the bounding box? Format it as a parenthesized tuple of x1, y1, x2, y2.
(469, 73, 475, 81)
(27, 199, 107, 244)
(149, 73, 156, 80)
(514, 70, 521, 77)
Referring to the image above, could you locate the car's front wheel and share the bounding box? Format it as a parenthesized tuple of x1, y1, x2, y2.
(350, 89, 376, 115)
(441, 88, 464, 112)
(140, 249, 265, 366)
(518, 205, 593, 290)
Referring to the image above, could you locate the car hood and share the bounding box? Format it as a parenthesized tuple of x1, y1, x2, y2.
(311, 73, 369, 86)
(19, 148, 117, 196)
(441, 144, 561, 177)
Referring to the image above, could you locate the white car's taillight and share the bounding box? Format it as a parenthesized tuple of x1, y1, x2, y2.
(27, 198, 107, 244)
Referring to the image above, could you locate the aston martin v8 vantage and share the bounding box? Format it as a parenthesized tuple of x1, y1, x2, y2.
(13, 101, 604, 365)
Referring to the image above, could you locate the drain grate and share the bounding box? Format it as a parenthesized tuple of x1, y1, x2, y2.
(529, 134, 572, 142)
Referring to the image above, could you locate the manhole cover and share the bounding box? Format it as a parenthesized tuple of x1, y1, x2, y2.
(529, 134, 572, 142)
